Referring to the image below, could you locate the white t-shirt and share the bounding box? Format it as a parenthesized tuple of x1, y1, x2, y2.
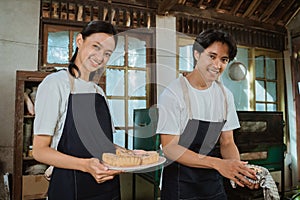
(33, 70, 112, 150)
(156, 76, 240, 135)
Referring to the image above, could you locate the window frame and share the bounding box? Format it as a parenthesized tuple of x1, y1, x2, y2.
(106, 30, 156, 149)
(41, 24, 82, 70)
(251, 49, 284, 112)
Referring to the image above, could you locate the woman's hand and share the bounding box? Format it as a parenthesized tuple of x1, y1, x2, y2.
(85, 158, 122, 184)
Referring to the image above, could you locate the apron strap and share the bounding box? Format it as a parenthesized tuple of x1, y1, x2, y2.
(67, 71, 75, 93)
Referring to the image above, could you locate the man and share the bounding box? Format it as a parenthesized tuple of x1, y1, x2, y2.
(157, 29, 258, 200)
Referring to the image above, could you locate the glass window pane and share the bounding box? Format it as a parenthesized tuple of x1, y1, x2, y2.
(107, 36, 125, 66)
(256, 103, 265, 111)
(267, 103, 277, 111)
(72, 32, 79, 54)
(127, 129, 133, 150)
(266, 81, 277, 102)
(108, 99, 125, 126)
(255, 56, 264, 78)
(106, 69, 124, 96)
(128, 70, 146, 97)
(113, 129, 125, 147)
(128, 37, 146, 68)
(255, 80, 265, 101)
(128, 100, 146, 127)
(179, 45, 193, 72)
(266, 57, 276, 80)
(47, 31, 69, 64)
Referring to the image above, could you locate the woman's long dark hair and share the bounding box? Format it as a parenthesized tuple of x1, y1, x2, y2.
(68, 20, 118, 78)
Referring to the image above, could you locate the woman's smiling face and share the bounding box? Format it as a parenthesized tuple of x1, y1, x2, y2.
(75, 32, 116, 80)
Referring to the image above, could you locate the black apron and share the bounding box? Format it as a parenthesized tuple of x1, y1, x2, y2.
(48, 73, 120, 200)
(161, 77, 228, 200)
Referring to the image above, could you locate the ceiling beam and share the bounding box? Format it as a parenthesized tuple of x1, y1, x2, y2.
(259, 0, 282, 22)
(216, 0, 224, 10)
(169, 4, 286, 33)
(242, 0, 262, 18)
(265, 0, 295, 25)
(158, 0, 178, 15)
(231, 0, 245, 15)
(197, 0, 205, 8)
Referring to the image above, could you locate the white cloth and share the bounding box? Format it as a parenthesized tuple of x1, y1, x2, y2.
(230, 165, 280, 200)
(156, 75, 240, 135)
(33, 70, 113, 150)
(259, 167, 280, 200)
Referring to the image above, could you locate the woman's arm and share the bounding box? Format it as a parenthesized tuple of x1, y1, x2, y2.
(33, 135, 121, 183)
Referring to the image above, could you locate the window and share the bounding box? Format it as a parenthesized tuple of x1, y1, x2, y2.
(42, 24, 81, 69)
(254, 54, 279, 111)
(107, 32, 154, 149)
(177, 36, 195, 76)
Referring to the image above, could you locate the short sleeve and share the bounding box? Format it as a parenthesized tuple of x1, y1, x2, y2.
(222, 89, 240, 131)
(156, 87, 183, 135)
(34, 75, 62, 136)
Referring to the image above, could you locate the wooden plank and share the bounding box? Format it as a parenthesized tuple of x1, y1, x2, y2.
(242, 0, 262, 18)
(170, 4, 286, 33)
(259, 0, 282, 22)
(157, 0, 178, 14)
(231, 0, 245, 15)
(265, 0, 295, 25)
(216, 0, 225, 10)
(197, 0, 205, 8)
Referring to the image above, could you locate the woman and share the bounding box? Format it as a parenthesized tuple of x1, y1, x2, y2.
(33, 21, 121, 199)
(156, 29, 259, 200)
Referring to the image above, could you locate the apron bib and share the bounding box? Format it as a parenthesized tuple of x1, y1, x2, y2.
(48, 73, 120, 200)
(161, 77, 228, 200)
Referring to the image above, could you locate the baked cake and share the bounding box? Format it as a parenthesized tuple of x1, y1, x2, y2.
(102, 149, 159, 167)
(140, 151, 159, 165)
(102, 153, 141, 167)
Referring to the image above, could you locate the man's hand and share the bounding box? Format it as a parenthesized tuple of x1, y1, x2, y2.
(216, 159, 257, 188)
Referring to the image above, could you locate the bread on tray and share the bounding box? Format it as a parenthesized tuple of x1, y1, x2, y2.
(102, 149, 159, 167)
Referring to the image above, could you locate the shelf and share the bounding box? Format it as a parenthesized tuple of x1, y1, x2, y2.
(13, 70, 50, 200)
(24, 115, 35, 119)
(23, 156, 34, 161)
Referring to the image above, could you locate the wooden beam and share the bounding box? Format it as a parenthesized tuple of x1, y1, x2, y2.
(158, 0, 178, 14)
(197, 0, 205, 8)
(216, 0, 224, 10)
(178, 0, 186, 4)
(169, 4, 286, 33)
(265, 0, 295, 25)
(231, 0, 245, 15)
(259, 0, 282, 22)
(242, 0, 262, 18)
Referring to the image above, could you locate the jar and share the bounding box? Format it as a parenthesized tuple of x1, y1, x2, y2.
(28, 145, 33, 157)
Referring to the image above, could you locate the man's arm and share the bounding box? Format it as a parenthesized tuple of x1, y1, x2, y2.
(160, 134, 222, 169)
(219, 130, 259, 189)
(219, 130, 240, 160)
(160, 132, 257, 188)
